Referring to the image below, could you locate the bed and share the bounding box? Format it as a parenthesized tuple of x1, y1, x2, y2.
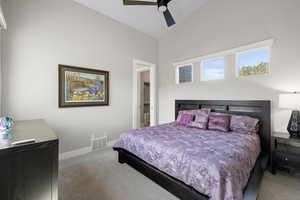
(113, 100, 271, 200)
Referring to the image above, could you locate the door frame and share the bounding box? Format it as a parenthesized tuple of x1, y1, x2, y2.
(133, 59, 156, 129)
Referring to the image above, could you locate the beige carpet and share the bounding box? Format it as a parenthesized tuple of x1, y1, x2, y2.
(59, 147, 300, 200)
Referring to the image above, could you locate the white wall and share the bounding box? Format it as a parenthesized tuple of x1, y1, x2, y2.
(158, 0, 300, 132)
(0, 0, 4, 115)
(0, 33, 2, 115)
(2, 0, 157, 153)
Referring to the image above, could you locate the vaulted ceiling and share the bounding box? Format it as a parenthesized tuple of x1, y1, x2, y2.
(74, 0, 209, 38)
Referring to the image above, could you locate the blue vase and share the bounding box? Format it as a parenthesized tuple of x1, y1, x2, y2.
(0, 117, 14, 139)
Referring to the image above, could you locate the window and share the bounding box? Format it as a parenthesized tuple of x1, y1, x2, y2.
(201, 58, 225, 81)
(236, 48, 270, 77)
(173, 40, 273, 83)
(176, 64, 193, 84)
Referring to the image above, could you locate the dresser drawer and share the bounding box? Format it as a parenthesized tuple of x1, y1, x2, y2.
(277, 143, 300, 155)
(276, 152, 300, 168)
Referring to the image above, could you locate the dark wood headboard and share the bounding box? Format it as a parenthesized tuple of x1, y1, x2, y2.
(175, 100, 271, 154)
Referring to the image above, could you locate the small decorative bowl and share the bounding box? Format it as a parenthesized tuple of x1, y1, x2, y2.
(0, 117, 14, 138)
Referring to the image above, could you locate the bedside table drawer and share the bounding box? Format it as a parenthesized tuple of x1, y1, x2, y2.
(277, 143, 300, 155)
(276, 152, 300, 168)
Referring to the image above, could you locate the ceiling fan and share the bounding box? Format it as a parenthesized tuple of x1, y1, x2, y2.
(123, 0, 175, 27)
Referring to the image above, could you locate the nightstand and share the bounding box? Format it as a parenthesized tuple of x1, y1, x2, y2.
(272, 132, 300, 174)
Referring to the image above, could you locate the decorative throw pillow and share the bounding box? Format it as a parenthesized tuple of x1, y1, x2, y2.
(230, 115, 259, 135)
(199, 108, 211, 114)
(188, 113, 209, 129)
(177, 109, 211, 123)
(208, 115, 231, 132)
(176, 113, 194, 126)
(210, 112, 231, 117)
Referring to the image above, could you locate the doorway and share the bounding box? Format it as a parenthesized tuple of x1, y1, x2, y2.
(133, 60, 156, 129)
(140, 71, 150, 127)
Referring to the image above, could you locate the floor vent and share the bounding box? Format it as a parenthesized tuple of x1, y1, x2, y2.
(91, 133, 108, 151)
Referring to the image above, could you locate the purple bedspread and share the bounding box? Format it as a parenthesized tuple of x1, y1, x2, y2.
(114, 123, 261, 200)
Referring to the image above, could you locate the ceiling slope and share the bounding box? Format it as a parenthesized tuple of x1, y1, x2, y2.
(74, 0, 209, 38)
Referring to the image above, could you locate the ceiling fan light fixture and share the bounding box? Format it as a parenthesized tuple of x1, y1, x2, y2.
(158, 5, 167, 12)
(123, 0, 175, 27)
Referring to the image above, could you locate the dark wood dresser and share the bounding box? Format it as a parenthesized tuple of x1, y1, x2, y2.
(0, 119, 58, 200)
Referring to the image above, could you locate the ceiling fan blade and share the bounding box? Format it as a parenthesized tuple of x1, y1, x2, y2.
(163, 9, 176, 27)
(123, 0, 157, 6)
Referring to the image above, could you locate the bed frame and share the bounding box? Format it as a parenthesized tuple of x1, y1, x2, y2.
(114, 100, 271, 200)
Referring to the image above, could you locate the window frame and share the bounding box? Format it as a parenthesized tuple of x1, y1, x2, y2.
(235, 46, 271, 78)
(175, 63, 194, 84)
(200, 57, 225, 81)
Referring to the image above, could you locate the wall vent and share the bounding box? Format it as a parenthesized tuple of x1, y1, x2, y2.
(91, 133, 108, 151)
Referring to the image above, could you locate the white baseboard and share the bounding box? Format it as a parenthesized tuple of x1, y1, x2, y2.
(59, 146, 92, 161)
(59, 139, 119, 161)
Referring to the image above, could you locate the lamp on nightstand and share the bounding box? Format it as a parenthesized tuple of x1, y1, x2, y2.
(279, 93, 300, 137)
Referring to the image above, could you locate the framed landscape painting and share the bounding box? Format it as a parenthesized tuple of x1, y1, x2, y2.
(59, 65, 109, 107)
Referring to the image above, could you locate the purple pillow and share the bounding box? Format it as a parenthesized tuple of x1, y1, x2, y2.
(208, 115, 231, 132)
(176, 113, 194, 126)
(210, 112, 231, 117)
(230, 115, 259, 135)
(177, 109, 211, 123)
(188, 113, 209, 129)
